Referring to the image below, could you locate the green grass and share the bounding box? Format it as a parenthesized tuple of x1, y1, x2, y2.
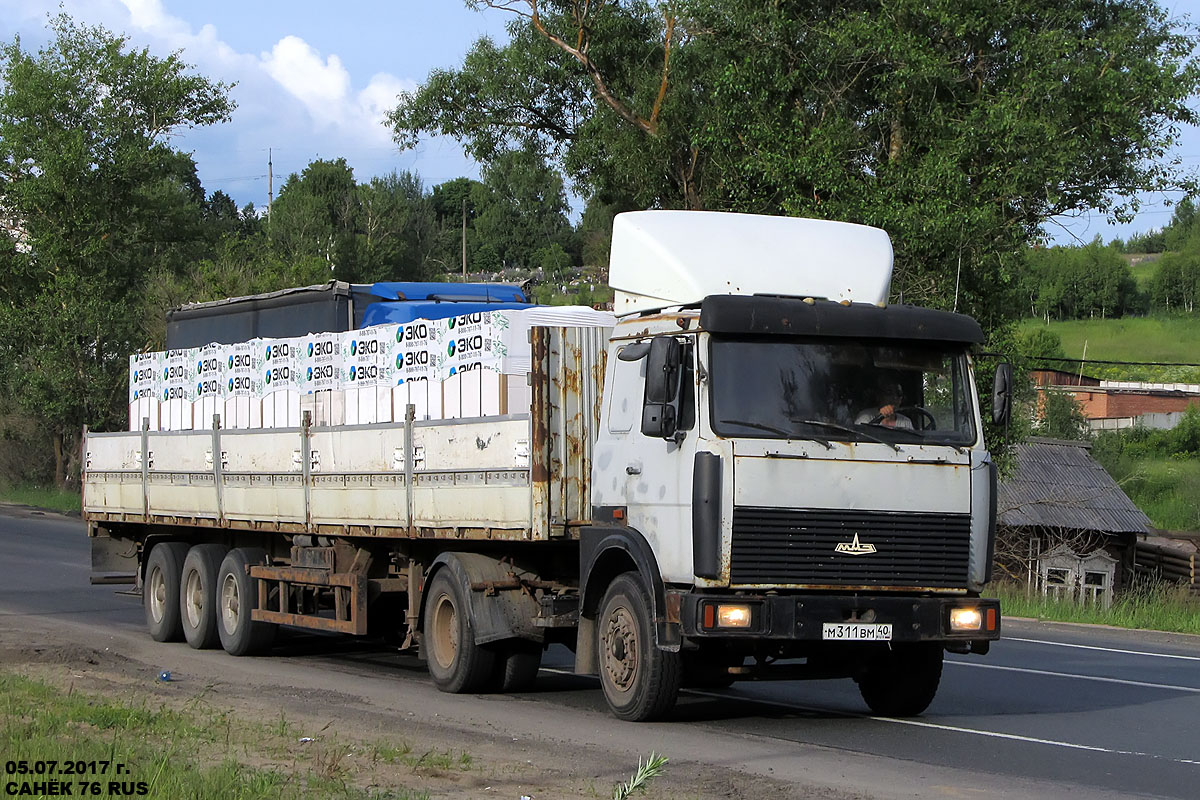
(0, 484, 80, 514)
(993, 581, 1200, 634)
(1018, 315, 1200, 383)
(1110, 458, 1200, 530)
(0, 672, 431, 800)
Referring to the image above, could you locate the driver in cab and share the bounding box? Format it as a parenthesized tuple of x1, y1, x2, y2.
(855, 382, 913, 429)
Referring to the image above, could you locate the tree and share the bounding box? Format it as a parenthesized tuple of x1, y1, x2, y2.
(1037, 389, 1091, 441)
(1149, 250, 1200, 313)
(392, 0, 1199, 332)
(473, 148, 574, 270)
(1019, 328, 1068, 371)
(1022, 240, 1139, 320)
(1162, 196, 1199, 252)
(269, 158, 359, 278)
(0, 15, 233, 485)
(356, 171, 438, 282)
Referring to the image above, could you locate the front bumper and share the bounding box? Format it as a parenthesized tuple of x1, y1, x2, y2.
(678, 593, 1001, 642)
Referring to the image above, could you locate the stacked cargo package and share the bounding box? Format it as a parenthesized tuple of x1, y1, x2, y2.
(127, 307, 615, 431)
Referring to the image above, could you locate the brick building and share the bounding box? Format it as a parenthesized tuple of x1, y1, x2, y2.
(1033, 373, 1200, 428)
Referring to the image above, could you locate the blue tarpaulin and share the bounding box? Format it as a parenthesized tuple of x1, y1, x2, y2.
(369, 282, 528, 303)
(359, 300, 535, 328)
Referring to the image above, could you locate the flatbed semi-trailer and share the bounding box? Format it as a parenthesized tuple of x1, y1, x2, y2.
(85, 211, 1006, 721)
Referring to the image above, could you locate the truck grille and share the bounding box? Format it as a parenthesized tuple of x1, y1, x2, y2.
(730, 507, 971, 588)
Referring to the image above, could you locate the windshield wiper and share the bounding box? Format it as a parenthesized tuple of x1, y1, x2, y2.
(794, 419, 900, 452)
(719, 419, 833, 450)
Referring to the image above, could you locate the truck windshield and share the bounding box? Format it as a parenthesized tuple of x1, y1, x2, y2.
(709, 337, 977, 446)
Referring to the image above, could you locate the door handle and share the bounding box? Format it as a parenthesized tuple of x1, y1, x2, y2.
(626, 463, 642, 475)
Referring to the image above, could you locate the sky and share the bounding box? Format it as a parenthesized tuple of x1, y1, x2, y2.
(1, 0, 1200, 244)
(0, 0, 512, 211)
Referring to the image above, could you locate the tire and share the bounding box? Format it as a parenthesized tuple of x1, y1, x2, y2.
(180, 544, 228, 649)
(489, 640, 543, 693)
(423, 569, 496, 693)
(216, 547, 277, 656)
(144, 541, 189, 642)
(596, 573, 681, 721)
(856, 642, 944, 717)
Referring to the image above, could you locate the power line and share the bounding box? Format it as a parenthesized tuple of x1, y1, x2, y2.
(1031, 355, 1200, 368)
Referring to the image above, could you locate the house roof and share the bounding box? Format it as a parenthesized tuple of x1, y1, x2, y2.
(998, 437, 1151, 534)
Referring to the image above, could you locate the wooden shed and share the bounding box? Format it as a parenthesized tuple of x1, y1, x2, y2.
(996, 437, 1151, 604)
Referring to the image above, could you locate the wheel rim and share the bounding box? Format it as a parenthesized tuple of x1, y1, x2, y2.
(184, 568, 204, 628)
(147, 565, 166, 623)
(220, 573, 240, 633)
(601, 602, 638, 693)
(430, 593, 458, 671)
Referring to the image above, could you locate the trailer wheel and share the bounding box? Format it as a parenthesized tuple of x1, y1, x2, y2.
(144, 542, 189, 642)
(597, 573, 681, 721)
(856, 643, 944, 717)
(423, 570, 496, 693)
(180, 544, 228, 649)
(216, 547, 277, 657)
(488, 640, 542, 693)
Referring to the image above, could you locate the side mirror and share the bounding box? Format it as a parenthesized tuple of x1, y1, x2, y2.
(644, 337, 681, 403)
(641, 403, 678, 441)
(618, 341, 651, 362)
(992, 362, 1013, 426)
(641, 337, 685, 441)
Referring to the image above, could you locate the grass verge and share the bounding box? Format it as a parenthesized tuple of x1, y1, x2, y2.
(0, 671, 442, 799)
(0, 484, 80, 515)
(992, 582, 1200, 635)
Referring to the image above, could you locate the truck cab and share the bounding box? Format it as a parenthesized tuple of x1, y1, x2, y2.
(578, 211, 1002, 720)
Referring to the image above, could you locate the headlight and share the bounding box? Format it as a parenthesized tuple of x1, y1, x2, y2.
(716, 604, 752, 628)
(949, 607, 982, 632)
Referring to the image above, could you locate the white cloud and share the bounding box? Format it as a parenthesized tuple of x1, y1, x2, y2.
(260, 37, 413, 143)
(260, 36, 351, 128)
(113, 0, 410, 144)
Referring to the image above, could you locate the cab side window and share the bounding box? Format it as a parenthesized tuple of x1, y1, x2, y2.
(607, 348, 644, 434)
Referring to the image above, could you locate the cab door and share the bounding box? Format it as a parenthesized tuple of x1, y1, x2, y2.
(591, 335, 698, 583)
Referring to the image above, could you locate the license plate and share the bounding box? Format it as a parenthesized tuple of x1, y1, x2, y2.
(821, 623, 893, 641)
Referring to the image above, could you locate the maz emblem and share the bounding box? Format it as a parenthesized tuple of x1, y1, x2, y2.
(834, 533, 877, 555)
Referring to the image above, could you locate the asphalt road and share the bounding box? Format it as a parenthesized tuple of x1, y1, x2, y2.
(2, 506, 1199, 799)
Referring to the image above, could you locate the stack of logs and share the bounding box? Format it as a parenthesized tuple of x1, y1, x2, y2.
(1134, 540, 1198, 599)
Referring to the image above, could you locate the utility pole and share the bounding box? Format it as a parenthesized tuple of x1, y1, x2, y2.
(461, 197, 467, 282)
(268, 148, 274, 215)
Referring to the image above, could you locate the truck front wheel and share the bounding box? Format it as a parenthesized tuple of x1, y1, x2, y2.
(216, 547, 277, 656)
(423, 570, 496, 693)
(856, 642, 944, 717)
(597, 573, 681, 721)
(145, 541, 189, 642)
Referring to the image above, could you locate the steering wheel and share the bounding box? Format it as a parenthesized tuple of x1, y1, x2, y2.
(898, 405, 937, 430)
(866, 406, 937, 430)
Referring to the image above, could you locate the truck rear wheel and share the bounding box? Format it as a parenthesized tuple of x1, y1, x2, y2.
(489, 640, 542, 693)
(597, 573, 681, 721)
(145, 541, 189, 642)
(423, 570, 496, 693)
(856, 642, 944, 717)
(180, 544, 228, 649)
(216, 547, 277, 656)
